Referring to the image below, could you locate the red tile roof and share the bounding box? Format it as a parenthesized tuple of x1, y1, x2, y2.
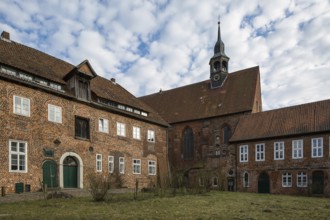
(0, 37, 168, 126)
(139, 66, 261, 123)
(230, 99, 330, 142)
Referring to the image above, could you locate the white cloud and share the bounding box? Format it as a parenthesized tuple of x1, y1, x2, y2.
(0, 0, 329, 111)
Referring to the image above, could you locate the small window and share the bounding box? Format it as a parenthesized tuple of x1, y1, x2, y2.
(118, 105, 125, 110)
(312, 138, 323, 158)
(117, 122, 126, 137)
(292, 140, 303, 159)
(19, 73, 33, 81)
(119, 157, 125, 174)
(77, 79, 89, 100)
(240, 145, 248, 162)
(297, 172, 307, 187)
(99, 118, 109, 133)
(141, 112, 148, 117)
(132, 159, 141, 174)
(13, 95, 30, 117)
(50, 83, 62, 90)
(147, 130, 155, 142)
(134, 109, 141, 114)
(148, 160, 156, 175)
(212, 177, 219, 187)
(243, 172, 249, 187)
(126, 107, 133, 112)
(9, 140, 27, 172)
(48, 104, 62, 123)
(108, 156, 114, 173)
(255, 143, 265, 161)
(1, 66, 16, 76)
(96, 154, 102, 172)
(274, 142, 284, 160)
(223, 125, 231, 144)
(282, 172, 292, 187)
(133, 126, 141, 140)
(75, 116, 90, 139)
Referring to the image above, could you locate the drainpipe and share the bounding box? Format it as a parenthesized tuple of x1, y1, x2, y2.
(166, 127, 172, 184)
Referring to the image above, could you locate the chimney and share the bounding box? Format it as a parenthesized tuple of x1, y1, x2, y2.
(1, 31, 10, 41)
(110, 78, 116, 84)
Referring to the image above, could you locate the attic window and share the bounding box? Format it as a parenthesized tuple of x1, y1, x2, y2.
(134, 109, 141, 114)
(19, 73, 33, 81)
(141, 112, 148, 117)
(50, 83, 62, 91)
(118, 105, 125, 110)
(35, 78, 48, 86)
(126, 107, 133, 112)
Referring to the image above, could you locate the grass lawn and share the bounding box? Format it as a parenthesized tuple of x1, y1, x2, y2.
(0, 191, 329, 219)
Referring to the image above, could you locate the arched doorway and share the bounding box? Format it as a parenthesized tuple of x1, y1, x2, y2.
(258, 172, 270, 193)
(312, 171, 324, 194)
(63, 156, 78, 188)
(42, 160, 58, 188)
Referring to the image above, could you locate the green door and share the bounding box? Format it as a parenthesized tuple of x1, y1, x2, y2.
(63, 156, 78, 188)
(312, 171, 324, 194)
(258, 172, 270, 193)
(42, 160, 58, 188)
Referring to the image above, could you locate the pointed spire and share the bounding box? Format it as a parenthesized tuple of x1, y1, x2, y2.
(213, 19, 226, 56)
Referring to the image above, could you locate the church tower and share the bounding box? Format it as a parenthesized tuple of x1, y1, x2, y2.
(209, 21, 230, 89)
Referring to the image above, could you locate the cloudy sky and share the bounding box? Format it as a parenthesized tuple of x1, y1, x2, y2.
(0, 0, 329, 110)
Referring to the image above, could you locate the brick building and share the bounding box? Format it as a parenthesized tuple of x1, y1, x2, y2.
(140, 22, 263, 190)
(231, 100, 330, 195)
(0, 31, 169, 193)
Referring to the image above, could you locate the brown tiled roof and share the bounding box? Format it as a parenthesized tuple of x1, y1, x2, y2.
(0, 37, 168, 126)
(230, 99, 330, 142)
(139, 66, 260, 123)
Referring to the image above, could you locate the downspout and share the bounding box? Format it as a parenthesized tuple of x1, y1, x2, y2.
(166, 127, 172, 184)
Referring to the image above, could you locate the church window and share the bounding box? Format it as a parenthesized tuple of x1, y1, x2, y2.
(183, 127, 194, 160)
(223, 125, 231, 144)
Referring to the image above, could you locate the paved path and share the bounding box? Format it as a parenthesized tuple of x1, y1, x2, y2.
(0, 188, 134, 204)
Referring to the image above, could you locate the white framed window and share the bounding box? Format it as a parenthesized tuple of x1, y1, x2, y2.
(96, 154, 102, 172)
(133, 126, 141, 140)
(9, 140, 27, 172)
(148, 160, 156, 175)
(13, 95, 30, 117)
(117, 122, 126, 136)
(282, 172, 292, 187)
(255, 143, 265, 161)
(119, 157, 125, 174)
(312, 138, 323, 158)
(212, 177, 219, 187)
(99, 118, 109, 133)
(240, 145, 248, 162)
(274, 142, 284, 160)
(132, 159, 141, 174)
(243, 172, 249, 187)
(108, 156, 114, 173)
(48, 104, 62, 123)
(147, 130, 155, 142)
(292, 139, 303, 159)
(297, 172, 307, 187)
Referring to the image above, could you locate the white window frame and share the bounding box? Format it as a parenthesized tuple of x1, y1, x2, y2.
(133, 126, 141, 140)
(96, 154, 102, 172)
(312, 138, 323, 158)
(148, 160, 156, 175)
(297, 172, 307, 187)
(117, 122, 126, 137)
(119, 157, 125, 174)
(239, 145, 248, 162)
(132, 159, 141, 174)
(255, 143, 265, 161)
(274, 141, 284, 160)
(108, 156, 114, 173)
(48, 104, 62, 123)
(9, 140, 28, 173)
(243, 172, 249, 187)
(99, 118, 109, 133)
(147, 130, 155, 142)
(13, 95, 30, 117)
(292, 139, 303, 159)
(282, 172, 292, 187)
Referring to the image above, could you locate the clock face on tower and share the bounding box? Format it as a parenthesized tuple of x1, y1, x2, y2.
(213, 73, 220, 81)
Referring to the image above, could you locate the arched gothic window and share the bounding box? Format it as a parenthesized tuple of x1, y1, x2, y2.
(223, 125, 232, 144)
(183, 127, 194, 160)
(243, 172, 249, 187)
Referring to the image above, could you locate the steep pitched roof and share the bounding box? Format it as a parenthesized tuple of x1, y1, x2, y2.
(139, 66, 260, 123)
(0, 36, 168, 126)
(230, 99, 330, 142)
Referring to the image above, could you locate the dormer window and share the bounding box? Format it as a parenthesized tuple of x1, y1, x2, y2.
(77, 79, 89, 100)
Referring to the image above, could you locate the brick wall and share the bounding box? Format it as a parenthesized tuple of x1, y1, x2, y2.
(0, 80, 168, 193)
